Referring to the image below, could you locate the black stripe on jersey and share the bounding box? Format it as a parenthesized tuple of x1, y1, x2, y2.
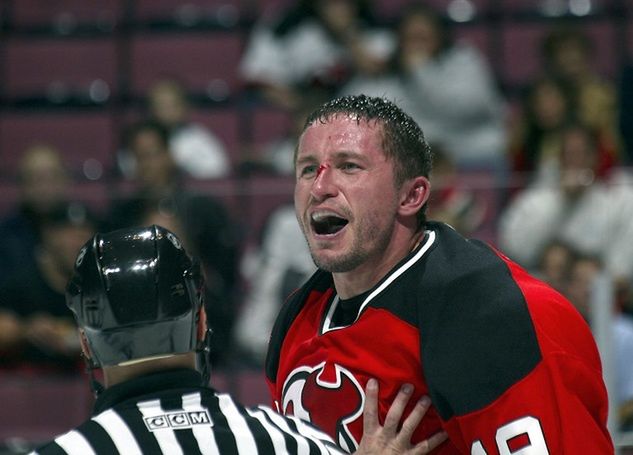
(119, 406, 163, 453)
(173, 428, 203, 455)
(208, 395, 239, 454)
(259, 407, 299, 454)
(283, 417, 324, 455)
(380, 222, 542, 420)
(159, 396, 203, 455)
(32, 442, 67, 455)
(237, 404, 276, 454)
(79, 420, 119, 455)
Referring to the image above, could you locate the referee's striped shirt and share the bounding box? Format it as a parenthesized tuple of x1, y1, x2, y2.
(30, 369, 345, 455)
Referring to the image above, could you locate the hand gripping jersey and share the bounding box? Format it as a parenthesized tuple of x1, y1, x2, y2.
(266, 222, 613, 454)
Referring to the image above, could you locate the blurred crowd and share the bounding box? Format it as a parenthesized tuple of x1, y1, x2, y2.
(1, 0, 633, 433)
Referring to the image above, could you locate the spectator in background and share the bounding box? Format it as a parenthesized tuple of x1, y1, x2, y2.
(340, 4, 507, 172)
(565, 254, 633, 431)
(534, 240, 576, 295)
(234, 204, 315, 366)
(426, 144, 488, 238)
(118, 79, 231, 180)
(0, 201, 95, 374)
(541, 24, 620, 166)
(0, 144, 70, 286)
(618, 61, 633, 164)
(107, 120, 240, 366)
(239, 0, 394, 111)
(507, 76, 579, 184)
(499, 121, 633, 286)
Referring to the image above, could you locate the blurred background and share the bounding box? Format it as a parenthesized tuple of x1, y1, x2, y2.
(1, 0, 633, 452)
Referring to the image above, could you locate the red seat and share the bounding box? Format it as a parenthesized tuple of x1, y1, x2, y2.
(373, 0, 492, 21)
(500, 0, 615, 14)
(9, 0, 124, 30)
(129, 32, 244, 100)
(240, 175, 295, 246)
(133, 0, 243, 25)
(454, 24, 494, 63)
(249, 105, 294, 148)
(499, 22, 551, 89)
(4, 37, 118, 102)
(0, 375, 92, 443)
(0, 111, 116, 178)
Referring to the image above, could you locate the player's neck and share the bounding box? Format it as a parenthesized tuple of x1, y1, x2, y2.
(333, 230, 424, 299)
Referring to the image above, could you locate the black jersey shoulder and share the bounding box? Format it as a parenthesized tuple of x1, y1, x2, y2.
(265, 269, 333, 382)
(372, 222, 543, 420)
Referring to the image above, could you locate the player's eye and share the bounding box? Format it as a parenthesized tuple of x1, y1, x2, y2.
(299, 165, 317, 178)
(341, 162, 361, 173)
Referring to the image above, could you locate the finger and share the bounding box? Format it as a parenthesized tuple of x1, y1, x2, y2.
(383, 383, 414, 434)
(397, 395, 431, 444)
(410, 430, 449, 455)
(362, 378, 380, 433)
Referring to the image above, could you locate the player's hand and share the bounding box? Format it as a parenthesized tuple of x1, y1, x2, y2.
(355, 379, 448, 454)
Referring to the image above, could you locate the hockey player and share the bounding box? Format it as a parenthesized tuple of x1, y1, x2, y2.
(266, 95, 613, 453)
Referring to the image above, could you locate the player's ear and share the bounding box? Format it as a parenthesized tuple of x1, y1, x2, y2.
(398, 176, 431, 217)
(78, 329, 93, 360)
(197, 307, 208, 342)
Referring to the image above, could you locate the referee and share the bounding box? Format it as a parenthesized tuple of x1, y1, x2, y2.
(29, 225, 346, 455)
(29, 225, 444, 455)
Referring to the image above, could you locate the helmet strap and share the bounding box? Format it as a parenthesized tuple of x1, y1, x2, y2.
(197, 328, 213, 386)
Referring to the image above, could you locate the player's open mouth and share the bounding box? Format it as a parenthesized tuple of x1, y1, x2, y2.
(310, 211, 349, 236)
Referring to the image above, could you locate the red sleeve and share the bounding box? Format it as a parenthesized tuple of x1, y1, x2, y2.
(441, 258, 613, 454)
(444, 351, 612, 454)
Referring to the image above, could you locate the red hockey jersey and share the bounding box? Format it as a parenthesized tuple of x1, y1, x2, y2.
(265, 222, 613, 454)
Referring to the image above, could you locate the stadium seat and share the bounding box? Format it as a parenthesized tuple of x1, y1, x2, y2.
(373, 0, 492, 22)
(0, 111, 116, 179)
(255, 0, 295, 16)
(454, 23, 494, 63)
(248, 105, 294, 148)
(0, 376, 92, 443)
(4, 37, 118, 104)
(128, 31, 244, 100)
(499, 0, 615, 15)
(133, 0, 243, 27)
(240, 175, 295, 247)
(9, 0, 124, 31)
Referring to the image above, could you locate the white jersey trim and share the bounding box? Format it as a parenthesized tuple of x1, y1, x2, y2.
(322, 230, 436, 333)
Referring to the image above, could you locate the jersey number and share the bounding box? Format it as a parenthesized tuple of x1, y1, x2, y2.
(471, 416, 549, 454)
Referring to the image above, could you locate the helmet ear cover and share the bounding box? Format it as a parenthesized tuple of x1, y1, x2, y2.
(66, 225, 204, 368)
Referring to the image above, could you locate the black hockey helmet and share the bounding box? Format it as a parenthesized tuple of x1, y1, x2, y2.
(66, 225, 205, 368)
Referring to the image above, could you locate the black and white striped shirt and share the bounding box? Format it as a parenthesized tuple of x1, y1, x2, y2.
(31, 369, 345, 454)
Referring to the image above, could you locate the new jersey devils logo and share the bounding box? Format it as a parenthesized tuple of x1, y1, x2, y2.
(281, 362, 364, 452)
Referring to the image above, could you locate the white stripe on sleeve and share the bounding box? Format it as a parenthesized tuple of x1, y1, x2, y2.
(92, 408, 143, 455)
(182, 392, 220, 455)
(217, 393, 258, 454)
(246, 407, 291, 455)
(54, 430, 96, 455)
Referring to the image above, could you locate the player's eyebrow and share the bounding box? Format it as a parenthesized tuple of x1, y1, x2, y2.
(296, 150, 366, 166)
